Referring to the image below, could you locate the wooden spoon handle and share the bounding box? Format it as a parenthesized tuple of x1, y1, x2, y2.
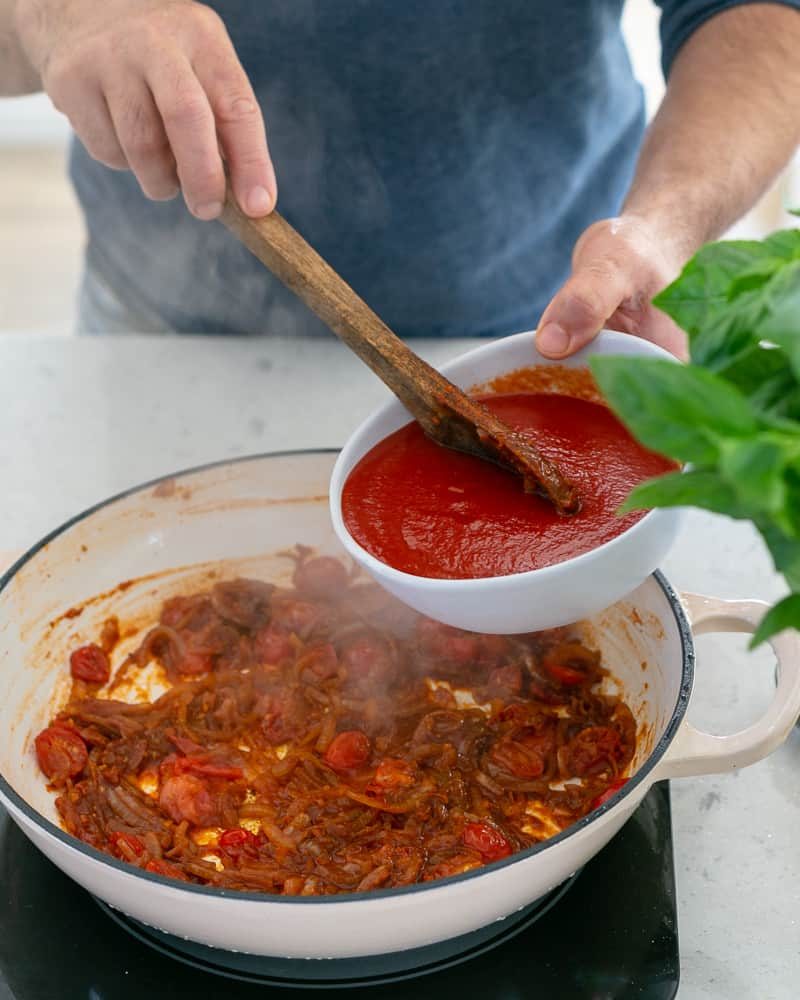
(220, 196, 578, 514)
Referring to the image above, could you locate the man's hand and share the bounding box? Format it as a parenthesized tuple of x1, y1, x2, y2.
(15, 0, 276, 219)
(536, 215, 688, 361)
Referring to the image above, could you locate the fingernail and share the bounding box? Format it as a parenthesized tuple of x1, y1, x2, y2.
(537, 322, 571, 356)
(194, 201, 223, 221)
(246, 185, 273, 216)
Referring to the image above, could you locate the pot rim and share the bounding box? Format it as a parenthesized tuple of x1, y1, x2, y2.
(0, 449, 695, 905)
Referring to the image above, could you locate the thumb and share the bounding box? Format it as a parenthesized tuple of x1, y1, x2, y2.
(536, 264, 630, 359)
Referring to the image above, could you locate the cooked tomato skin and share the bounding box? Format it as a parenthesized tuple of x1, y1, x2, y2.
(324, 730, 371, 772)
(462, 821, 512, 861)
(70, 644, 111, 684)
(35, 724, 88, 784)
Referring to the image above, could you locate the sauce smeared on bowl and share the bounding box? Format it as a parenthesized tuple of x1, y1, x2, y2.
(342, 392, 676, 579)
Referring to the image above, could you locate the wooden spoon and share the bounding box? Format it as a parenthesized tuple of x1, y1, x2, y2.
(220, 197, 579, 515)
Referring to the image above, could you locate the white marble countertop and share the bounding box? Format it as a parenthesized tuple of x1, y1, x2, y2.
(1, 332, 798, 998)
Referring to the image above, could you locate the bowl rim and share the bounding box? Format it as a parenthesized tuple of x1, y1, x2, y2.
(0, 449, 694, 905)
(330, 329, 676, 591)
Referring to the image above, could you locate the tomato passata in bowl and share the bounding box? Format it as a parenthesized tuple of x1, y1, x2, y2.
(331, 330, 683, 633)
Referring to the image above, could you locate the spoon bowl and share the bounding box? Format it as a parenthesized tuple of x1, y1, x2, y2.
(330, 329, 683, 633)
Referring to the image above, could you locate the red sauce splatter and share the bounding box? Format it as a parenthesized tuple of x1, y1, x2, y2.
(342, 393, 676, 579)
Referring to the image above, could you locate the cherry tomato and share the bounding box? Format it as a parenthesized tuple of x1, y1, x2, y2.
(109, 831, 145, 857)
(159, 774, 216, 826)
(341, 634, 392, 682)
(488, 664, 523, 694)
(324, 730, 371, 772)
(177, 650, 214, 676)
(370, 757, 415, 790)
(478, 635, 512, 663)
(69, 644, 110, 684)
(254, 624, 294, 665)
(293, 556, 349, 600)
(300, 643, 339, 680)
(462, 821, 512, 861)
(542, 641, 598, 686)
(489, 738, 545, 779)
(35, 724, 88, 784)
(219, 827, 261, 854)
(543, 662, 585, 686)
(566, 726, 623, 776)
(590, 777, 628, 811)
(173, 757, 244, 781)
(272, 600, 322, 637)
(145, 859, 189, 881)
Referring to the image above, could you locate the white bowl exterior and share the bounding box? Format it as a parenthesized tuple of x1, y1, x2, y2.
(0, 452, 687, 959)
(330, 329, 683, 633)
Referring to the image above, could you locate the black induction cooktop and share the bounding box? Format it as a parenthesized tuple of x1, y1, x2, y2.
(0, 782, 678, 999)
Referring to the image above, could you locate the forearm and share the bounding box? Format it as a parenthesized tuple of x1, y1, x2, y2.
(624, 3, 800, 259)
(0, 0, 40, 94)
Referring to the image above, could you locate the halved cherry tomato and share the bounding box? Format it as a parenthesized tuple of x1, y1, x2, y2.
(341, 634, 392, 682)
(293, 557, 349, 600)
(543, 662, 585, 686)
(299, 643, 338, 680)
(172, 757, 244, 781)
(489, 738, 545, 779)
(462, 821, 512, 861)
(159, 774, 216, 826)
(145, 858, 189, 881)
(109, 831, 145, 858)
(324, 730, 371, 772)
(272, 600, 321, 637)
(369, 757, 415, 791)
(590, 777, 628, 811)
(35, 723, 88, 784)
(219, 827, 261, 854)
(566, 726, 623, 776)
(70, 644, 110, 684)
(254, 624, 294, 665)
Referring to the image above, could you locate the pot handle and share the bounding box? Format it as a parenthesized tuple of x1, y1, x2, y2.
(653, 593, 800, 780)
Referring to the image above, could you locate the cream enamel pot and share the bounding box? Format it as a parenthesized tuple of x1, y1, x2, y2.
(0, 451, 798, 960)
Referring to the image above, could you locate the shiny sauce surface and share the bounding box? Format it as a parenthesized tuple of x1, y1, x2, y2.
(342, 392, 676, 579)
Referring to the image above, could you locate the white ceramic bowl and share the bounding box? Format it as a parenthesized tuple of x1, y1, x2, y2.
(0, 452, 798, 965)
(331, 329, 683, 634)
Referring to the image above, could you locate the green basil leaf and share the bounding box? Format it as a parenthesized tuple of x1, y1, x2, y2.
(590, 356, 759, 464)
(653, 241, 775, 337)
(619, 469, 747, 517)
(727, 257, 787, 297)
(756, 261, 800, 378)
(718, 436, 792, 515)
(750, 593, 800, 647)
(757, 521, 800, 591)
(761, 228, 800, 259)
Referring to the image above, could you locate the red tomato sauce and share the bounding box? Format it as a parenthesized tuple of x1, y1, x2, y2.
(342, 392, 676, 579)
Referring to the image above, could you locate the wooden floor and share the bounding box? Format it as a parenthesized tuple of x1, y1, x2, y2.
(0, 147, 84, 335)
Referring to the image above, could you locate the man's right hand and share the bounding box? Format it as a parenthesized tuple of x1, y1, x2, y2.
(15, 0, 276, 219)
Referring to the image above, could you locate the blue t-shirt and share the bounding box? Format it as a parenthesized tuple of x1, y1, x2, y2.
(69, 0, 783, 338)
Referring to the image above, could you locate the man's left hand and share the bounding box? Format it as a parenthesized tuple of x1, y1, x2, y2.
(535, 215, 689, 360)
